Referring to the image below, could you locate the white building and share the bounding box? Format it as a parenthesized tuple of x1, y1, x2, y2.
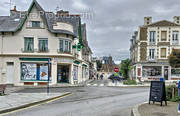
(0, 0, 92, 86)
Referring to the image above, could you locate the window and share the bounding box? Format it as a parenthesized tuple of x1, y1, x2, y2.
(38, 38, 48, 52)
(24, 37, 34, 52)
(150, 31, 155, 43)
(149, 49, 155, 60)
(172, 31, 179, 45)
(31, 21, 40, 27)
(59, 39, 71, 53)
(142, 66, 162, 77)
(161, 31, 167, 41)
(161, 48, 166, 58)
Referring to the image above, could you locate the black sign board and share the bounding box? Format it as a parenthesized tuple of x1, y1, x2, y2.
(149, 81, 167, 106)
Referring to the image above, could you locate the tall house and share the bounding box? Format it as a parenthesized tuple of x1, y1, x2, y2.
(130, 17, 180, 81)
(0, 0, 92, 86)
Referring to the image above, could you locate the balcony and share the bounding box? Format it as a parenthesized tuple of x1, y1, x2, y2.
(57, 49, 72, 54)
(172, 40, 179, 45)
(148, 56, 157, 62)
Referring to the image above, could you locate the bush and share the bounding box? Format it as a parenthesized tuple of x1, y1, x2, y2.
(123, 80, 137, 85)
(166, 85, 179, 102)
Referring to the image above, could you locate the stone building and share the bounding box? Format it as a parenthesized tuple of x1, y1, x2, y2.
(130, 17, 180, 81)
(0, 0, 92, 86)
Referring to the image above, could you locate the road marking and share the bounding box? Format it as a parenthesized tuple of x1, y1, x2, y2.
(0, 93, 72, 116)
(99, 84, 104, 86)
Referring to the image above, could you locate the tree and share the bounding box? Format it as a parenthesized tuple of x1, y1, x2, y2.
(168, 49, 180, 68)
(120, 59, 132, 79)
(96, 60, 102, 71)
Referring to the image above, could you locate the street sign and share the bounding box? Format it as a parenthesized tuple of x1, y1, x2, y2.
(114, 68, 119, 72)
(149, 81, 167, 106)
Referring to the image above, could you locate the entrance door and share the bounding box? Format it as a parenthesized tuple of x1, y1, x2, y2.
(6, 62, 14, 84)
(57, 65, 69, 83)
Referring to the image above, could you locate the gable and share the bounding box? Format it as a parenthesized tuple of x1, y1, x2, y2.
(145, 20, 180, 27)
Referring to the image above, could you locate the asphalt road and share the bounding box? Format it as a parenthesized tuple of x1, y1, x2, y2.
(4, 79, 149, 116)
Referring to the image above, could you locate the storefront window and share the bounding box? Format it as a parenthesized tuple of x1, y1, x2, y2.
(171, 68, 180, 77)
(21, 63, 51, 81)
(142, 66, 162, 77)
(73, 65, 78, 80)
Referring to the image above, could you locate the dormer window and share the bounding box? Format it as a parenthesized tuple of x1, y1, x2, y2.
(31, 21, 40, 27)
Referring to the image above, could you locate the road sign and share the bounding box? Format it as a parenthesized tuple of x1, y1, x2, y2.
(114, 68, 119, 72)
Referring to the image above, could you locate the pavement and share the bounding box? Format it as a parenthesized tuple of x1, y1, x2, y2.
(0, 88, 71, 115)
(137, 102, 179, 116)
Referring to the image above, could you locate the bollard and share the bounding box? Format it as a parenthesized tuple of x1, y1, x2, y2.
(178, 81, 180, 113)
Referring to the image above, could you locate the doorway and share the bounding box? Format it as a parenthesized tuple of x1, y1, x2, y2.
(6, 62, 14, 84)
(57, 65, 69, 83)
(164, 66, 169, 80)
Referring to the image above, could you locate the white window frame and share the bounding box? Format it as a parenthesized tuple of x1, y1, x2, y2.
(59, 38, 72, 53)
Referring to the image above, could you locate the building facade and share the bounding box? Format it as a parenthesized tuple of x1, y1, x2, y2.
(130, 17, 180, 81)
(0, 0, 92, 86)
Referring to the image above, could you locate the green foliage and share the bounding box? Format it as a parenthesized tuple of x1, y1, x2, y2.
(166, 85, 179, 102)
(96, 60, 102, 71)
(120, 59, 132, 79)
(123, 80, 137, 85)
(168, 49, 180, 68)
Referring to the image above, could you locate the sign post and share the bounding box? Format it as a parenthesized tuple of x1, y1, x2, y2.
(178, 81, 180, 113)
(47, 59, 50, 95)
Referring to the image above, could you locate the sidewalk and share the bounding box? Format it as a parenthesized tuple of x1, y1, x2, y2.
(0, 92, 71, 114)
(134, 102, 179, 116)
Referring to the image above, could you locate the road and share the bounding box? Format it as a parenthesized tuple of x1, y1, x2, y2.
(4, 79, 149, 116)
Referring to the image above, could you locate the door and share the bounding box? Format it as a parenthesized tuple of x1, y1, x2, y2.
(6, 62, 14, 84)
(164, 67, 168, 80)
(57, 65, 69, 83)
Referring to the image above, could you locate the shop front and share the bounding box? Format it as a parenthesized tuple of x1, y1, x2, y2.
(20, 58, 51, 86)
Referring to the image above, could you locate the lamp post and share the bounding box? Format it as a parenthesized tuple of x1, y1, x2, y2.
(178, 81, 180, 113)
(47, 58, 50, 95)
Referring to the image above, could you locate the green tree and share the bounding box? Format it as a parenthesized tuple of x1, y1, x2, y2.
(120, 59, 132, 79)
(168, 49, 180, 68)
(96, 60, 102, 71)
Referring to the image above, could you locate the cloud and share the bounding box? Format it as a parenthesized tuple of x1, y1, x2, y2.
(72, 0, 88, 10)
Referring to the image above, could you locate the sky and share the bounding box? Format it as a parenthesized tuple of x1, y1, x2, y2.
(1, 0, 180, 63)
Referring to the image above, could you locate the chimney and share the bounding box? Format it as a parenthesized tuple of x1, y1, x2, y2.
(173, 16, 180, 24)
(144, 17, 152, 25)
(56, 10, 69, 16)
(13, 6, 17, 12)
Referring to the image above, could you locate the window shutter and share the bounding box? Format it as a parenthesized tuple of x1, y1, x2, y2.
(161, 48, 166, 58)
(161, 31, 167, 41)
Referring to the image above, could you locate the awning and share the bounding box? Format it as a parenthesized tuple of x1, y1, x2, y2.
(82, 64, 87, 67)
(74, 60, 80, 65)
(19, 58, 51, 61)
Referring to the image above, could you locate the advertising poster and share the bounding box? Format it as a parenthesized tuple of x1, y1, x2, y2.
(21, 63, 37, 80)
(40, 65, 48, 80)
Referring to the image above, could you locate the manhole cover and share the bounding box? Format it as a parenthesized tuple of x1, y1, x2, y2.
(76, 90, 85, 92)
(152, 112, 167, 116)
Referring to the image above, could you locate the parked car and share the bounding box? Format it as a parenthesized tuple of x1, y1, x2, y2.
(108, 73, 124, 81)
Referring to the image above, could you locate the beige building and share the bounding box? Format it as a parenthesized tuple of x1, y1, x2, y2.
(0, 0, 92, 86)
(130, 17, 180, 81)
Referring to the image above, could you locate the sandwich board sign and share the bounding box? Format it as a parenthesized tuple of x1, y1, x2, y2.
(149, 81, 167, 106)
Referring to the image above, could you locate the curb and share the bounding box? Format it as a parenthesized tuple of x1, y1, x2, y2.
(131, 102, 148, 116)
(23, 85, 85, 89)
(0, 92, 72, 115)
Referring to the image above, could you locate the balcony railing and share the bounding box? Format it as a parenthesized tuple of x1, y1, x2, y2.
(172, 40, 179, 45)
(148, 56, 157, 62)
(57, 49, 72, 54)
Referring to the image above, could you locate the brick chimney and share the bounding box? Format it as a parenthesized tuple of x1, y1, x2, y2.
(144, 17, 152, 25)
(56, 10, 69, 16)
(13, 6, 17, 12)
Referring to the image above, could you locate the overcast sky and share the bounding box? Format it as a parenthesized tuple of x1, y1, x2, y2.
(1, 0, 180, 62)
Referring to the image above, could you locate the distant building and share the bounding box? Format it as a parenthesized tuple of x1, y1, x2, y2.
(130, 16, 180, 81)
(101, 56, 118, 72)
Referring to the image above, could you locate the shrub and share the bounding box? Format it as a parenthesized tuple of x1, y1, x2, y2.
(166, 85, 179, 102)
(123, 80, 137, 85)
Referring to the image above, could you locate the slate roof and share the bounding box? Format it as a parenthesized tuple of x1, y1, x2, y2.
(0, 0, 80, 37)
(144, 20, 180, 27)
